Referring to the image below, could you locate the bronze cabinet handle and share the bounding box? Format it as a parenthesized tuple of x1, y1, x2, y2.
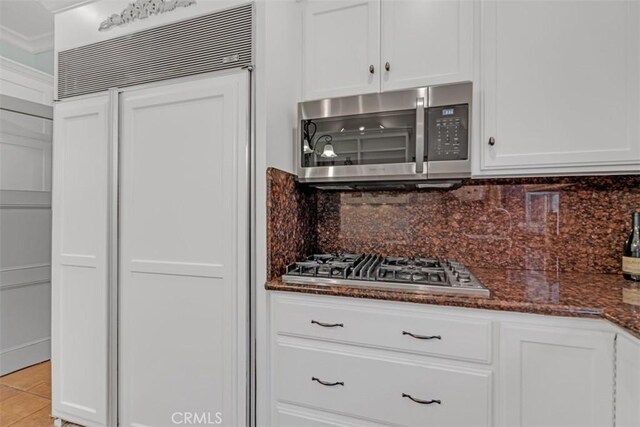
(311, 320, 344, 328)
(402, 331, 441, 340)
(403, 393, 441, 405)
(312, 377, 344, 387)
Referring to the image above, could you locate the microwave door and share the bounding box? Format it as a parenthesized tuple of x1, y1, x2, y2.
(297, 114, 425, 182)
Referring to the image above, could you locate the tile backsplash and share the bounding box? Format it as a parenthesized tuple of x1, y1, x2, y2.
(267, 168, 640, 278)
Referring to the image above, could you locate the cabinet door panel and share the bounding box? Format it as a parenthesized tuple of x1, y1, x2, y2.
(500, 323, 614, 427)
(51, 94, 112, 427)
(302, 0, 380, 100)
(118, 73, 249, 427)
(381, 0, 473, 91)
(480, 0, 640, 174)
(616, 333, 640, 427)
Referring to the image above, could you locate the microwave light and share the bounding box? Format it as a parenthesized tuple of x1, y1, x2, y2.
(321, 142, 338, 158)
(302, 139, 314, 154)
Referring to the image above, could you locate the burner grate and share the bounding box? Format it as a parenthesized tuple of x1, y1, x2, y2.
(282, 253, 490, 297)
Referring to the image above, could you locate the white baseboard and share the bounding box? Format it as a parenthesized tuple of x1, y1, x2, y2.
(0, 337, 50, 375)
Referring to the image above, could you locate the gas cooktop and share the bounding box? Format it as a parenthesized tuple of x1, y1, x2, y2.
(282, 253, 490, 297)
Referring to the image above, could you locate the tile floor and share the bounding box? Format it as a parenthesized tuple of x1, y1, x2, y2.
(0, 361, 53, 427)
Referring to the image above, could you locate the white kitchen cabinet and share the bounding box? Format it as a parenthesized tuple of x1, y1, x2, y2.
(51, 93, 114, 427)
(301, 0, 473, 100)
(500, 323, 615, 427)
(616, 332, 640, 427)
(381, 0, 473, 91)
(478, 0, 640, 176)
(269, 292, 624, 427)
(302, 0, 381, 100)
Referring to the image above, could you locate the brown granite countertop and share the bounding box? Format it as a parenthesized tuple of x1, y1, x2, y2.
(266, 268, 640, 339)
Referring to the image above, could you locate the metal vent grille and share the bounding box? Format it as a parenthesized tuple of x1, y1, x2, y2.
(57, 3, 253, 99)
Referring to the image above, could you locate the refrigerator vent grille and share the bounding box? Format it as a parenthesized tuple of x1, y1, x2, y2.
(57, 3, 253, 99)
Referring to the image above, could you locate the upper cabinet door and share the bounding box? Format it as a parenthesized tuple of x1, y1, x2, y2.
(479, 0, 640, 175)
(381, 0, 473, 91)
(302, 0, 381, 100)
(51, 93, 112, 427)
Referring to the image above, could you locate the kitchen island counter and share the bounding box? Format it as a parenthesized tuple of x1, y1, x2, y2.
(266, 268, 640, 338)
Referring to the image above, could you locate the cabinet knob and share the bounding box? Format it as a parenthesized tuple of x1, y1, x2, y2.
(488, 137, 496, 146)
(369, 64, 375, 74)
(385, 62, 390, 71)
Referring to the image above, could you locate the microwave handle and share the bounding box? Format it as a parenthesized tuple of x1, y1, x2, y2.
(415, 97, 425, 174)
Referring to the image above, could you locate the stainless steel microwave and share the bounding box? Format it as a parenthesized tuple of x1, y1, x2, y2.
(297, 82, 472, 190)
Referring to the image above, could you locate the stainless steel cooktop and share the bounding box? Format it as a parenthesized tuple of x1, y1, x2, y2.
(282, 253, 490, 297)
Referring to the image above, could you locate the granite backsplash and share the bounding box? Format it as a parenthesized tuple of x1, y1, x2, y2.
(267, 167, 640, 279)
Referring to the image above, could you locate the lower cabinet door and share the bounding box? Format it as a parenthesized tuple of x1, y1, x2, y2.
(275, 339, 492, 427)
(500, 323, 615, 427)
(616, 333, 640, 427)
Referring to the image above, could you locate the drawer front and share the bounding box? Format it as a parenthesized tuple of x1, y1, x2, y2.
(275, 404, 386, 427)
(275, 341, 492, 427)
(272, 295, 492, 363)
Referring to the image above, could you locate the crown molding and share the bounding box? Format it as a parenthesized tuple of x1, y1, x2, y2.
(0, 25, 54, 54)
(0, 56, 54, 83)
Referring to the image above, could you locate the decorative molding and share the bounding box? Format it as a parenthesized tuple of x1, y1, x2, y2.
(0, 264, 51, 290)
(0, 338, 51, 376)
(0, 56, 54, 84)
(0, 25, 54, 54)
(98, 0, 197, 32)
(0, 56, 54, 104)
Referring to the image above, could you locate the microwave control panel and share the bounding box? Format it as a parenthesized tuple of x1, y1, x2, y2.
(427, 104, 469, 161)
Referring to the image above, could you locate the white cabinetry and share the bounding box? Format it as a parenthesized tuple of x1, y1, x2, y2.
(500, 323, 615, 427)
(302, 0, 380, 99)
(301, 0, 474, 100)
(118, 73, 249, 427)
(381, 0, 473, 91)
(478, 0, 640, 176)
(268, 292, 621, 427)
(52, 93, 113, 427)
(616, 332, 640, 427)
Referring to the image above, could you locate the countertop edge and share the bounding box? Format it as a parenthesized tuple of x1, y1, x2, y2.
(265, 279, 640, 340)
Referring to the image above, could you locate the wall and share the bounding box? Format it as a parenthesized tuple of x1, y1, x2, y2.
(267, 168, 640, 278)
(0, 76, 53, 374)
(254, 1, 301, 425)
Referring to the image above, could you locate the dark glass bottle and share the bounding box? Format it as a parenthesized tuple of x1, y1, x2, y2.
(623, 212, 640, 281)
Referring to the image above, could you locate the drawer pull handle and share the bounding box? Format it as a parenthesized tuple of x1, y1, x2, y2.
(402, 393, 441, 405)
(311, 320, 344, 328)
(312, 377, 344, 387)
(402, 331, 441, 340)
